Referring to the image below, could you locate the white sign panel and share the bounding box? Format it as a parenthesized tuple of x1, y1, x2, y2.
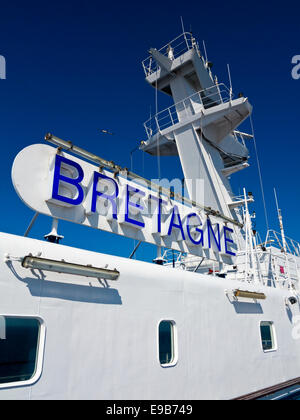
(12, 144, 237, 263)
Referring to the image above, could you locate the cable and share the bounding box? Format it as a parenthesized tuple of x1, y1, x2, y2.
(250, 114, 270, 232)
(155, 76, 161, 179)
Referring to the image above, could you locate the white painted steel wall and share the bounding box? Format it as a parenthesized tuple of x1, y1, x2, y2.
(0, 232, 299, 400)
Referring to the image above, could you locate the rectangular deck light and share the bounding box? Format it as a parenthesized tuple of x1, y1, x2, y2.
(234, 290, 266, 300)
(22, 255, 120, 281)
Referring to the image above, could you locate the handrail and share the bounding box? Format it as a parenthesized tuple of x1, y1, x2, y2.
(143, 83, 232, 139)
(265, 229, 300, 257)
(142, 32, 197, 76)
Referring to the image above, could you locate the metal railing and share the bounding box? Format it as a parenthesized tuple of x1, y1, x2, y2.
(161, 231, 300, 291)
(264, 230, 300, 257)
(162, 249, 185, 267)
(142, 32, 199, 77)
(143, 83, 232, 139)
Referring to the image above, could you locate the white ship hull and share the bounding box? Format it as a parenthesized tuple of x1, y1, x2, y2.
(1, 232, 299, 400)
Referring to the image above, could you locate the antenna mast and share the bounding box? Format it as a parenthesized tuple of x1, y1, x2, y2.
(274, 188, 287, 254)
(202, 40, 208, 63)
(274, 188, 292, 288)
(180, 16, 185, 33)
(227, 64, 233, 101)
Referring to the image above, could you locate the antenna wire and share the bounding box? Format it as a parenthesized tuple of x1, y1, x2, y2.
(250, 114, 270, 231)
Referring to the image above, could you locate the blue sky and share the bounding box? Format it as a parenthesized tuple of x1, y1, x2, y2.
(0, 0, 299, 261)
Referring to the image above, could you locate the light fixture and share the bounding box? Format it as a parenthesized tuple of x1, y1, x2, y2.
(234, 290, 266, 300)
(287, 296, 297, 305)
(22, 255, 120, 281)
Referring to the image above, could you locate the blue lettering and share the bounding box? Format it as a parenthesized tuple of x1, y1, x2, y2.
(125, 185, 145, 227)
(168, 205, 185, 240)
(186, 213, 204, 245)
(207, 219, 221, 251)
(224, 226, 236, 256)
(91, 172, 119, 219)
(149, 194, 168, 233)
(52, 155, 84, 205)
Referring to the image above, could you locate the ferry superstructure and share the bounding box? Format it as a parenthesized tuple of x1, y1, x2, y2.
(0, 32, 300, 400)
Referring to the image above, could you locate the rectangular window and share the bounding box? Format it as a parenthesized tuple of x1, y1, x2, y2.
(260, 321, 276, 352)
(158, 320, 176, 366)
(0, 316, 43, 386)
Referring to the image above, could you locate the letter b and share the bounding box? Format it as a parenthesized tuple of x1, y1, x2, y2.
(51, 154, 84, 206)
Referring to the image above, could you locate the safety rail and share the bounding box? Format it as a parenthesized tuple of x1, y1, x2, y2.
(142, 32, 199, 77)
(233, 130, 253, 147)
(162, 249, 185, 267)
(233, 248, 300, 290)
(264, 230, 300, 257)
(230, 193, 254, 203)
(162, 234, 300, 291)
(143, 83, 232, 139)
